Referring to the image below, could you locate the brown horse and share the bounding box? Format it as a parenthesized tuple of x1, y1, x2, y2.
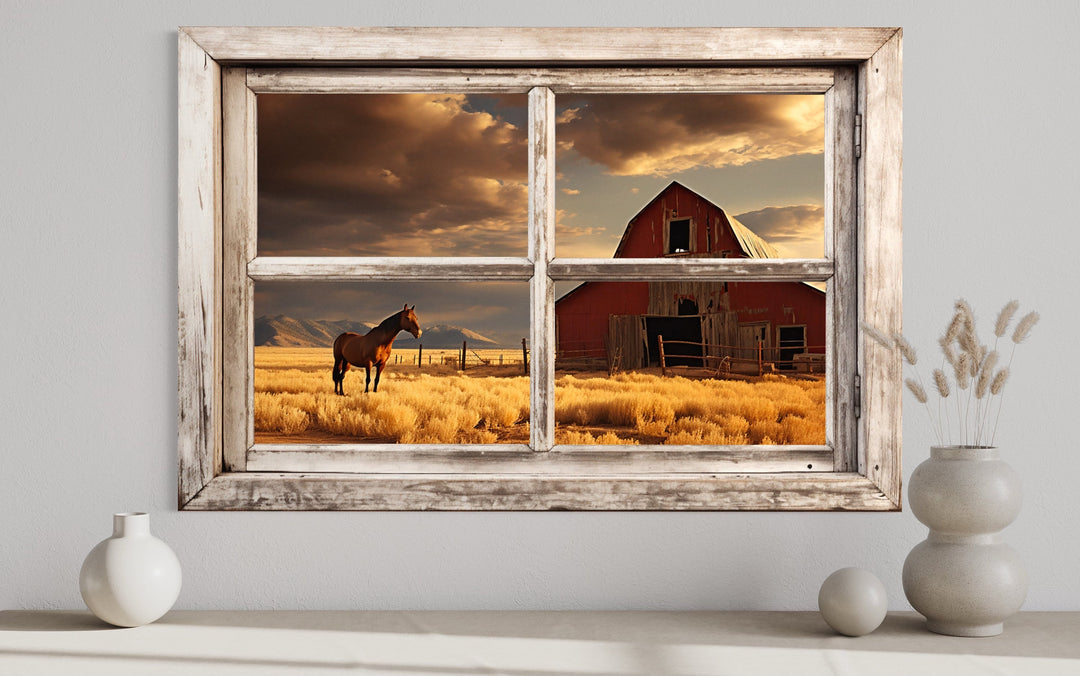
(332, 305, 421, 395)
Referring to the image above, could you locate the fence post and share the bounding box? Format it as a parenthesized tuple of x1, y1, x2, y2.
(461, 340, 467, 371)
(658, 335, 667, 376)
(418, 343, 423, 369)
(758, 339, 763, 376)
(522, 337, 528, 374)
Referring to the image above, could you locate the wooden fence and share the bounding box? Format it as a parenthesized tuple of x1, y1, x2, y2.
(657, 335, 826, 377)
(388, 340, 529, 373)
(555, 339, 610, 372)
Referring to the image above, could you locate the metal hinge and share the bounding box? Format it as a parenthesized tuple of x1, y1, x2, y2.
(854, 114, 863, 159)
(854, 373, 862, 419)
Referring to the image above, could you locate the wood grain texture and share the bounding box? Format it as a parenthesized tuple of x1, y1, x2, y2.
(248, 257, 832, 282)
(825, 67, 859, 472)
(222, 68, 256, 472)
(549, 258, 834, 281)
(177, 31, 221, 508)
(182, 27, 899, 64)
(247, 257, 534, 281)
(858, 30, 903, 508)
(529, 87, 555, 451)
(247, 445, 834, 474)
(246, 67, 835, 94)
(182, 472, 895, 511)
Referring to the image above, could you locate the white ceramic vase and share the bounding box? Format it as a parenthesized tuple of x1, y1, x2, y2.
(902, 446, 1026, 636)
(79, 512, 182, 627)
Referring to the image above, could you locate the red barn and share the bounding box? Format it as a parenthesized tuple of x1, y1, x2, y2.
(555, 181, 825, 373)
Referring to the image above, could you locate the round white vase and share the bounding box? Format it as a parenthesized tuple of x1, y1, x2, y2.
(79, 512, 182, 627)
(902, 446, 1027, 637)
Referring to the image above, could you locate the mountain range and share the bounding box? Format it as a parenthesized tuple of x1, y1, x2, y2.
(254, 315, 502, 349)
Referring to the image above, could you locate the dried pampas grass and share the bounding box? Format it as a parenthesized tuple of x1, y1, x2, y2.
(933, 369, 950, 398)
(975, 351, 999, 399)
(860, 321, 894, 349)
(863, 298, 1038, 448)
(995, 300, 1019, 338)
(990, 368, 1009, 395)
(1012, 311, 1040, 344)
(905, 378, 928, 404)
(893, 333, 917, 365)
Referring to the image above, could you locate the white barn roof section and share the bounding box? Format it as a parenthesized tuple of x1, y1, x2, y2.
(726, 212, 780, 259)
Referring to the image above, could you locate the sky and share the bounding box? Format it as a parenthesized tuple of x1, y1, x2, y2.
(255, 92, 824, 341)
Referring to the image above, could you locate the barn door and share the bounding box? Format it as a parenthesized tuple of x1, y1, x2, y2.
(607, 314, 648, 370)
(701, 311, 738, 365)
(777, 325, 807, 371)
(736, 321, 769, 370)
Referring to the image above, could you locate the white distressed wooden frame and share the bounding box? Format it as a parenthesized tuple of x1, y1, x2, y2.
(179, 27, 902, 511)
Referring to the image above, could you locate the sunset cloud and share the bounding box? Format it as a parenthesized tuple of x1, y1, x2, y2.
(735, 205, 825, 259)
(258, 93, 528, 257)
(556, 94, 824, 176)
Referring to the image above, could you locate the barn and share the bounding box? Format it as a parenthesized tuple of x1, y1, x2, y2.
(555, 181, 826, 374)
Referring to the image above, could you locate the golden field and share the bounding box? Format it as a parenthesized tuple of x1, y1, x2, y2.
(254, 347, 825, 445)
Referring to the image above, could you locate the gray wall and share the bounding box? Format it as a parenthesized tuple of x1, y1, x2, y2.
(2, 0, 1078, 611)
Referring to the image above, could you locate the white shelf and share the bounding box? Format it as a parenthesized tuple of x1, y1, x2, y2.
(1, 611, 1078, 675)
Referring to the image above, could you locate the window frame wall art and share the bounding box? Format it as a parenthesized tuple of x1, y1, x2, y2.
(178, 27, 902, 510)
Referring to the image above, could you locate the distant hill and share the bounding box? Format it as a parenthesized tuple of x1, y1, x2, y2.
(254, 316, 501, 349)
(254, 316, 374, 348)
(396, 324, 498, 350)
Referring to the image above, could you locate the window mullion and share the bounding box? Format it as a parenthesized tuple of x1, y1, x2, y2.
(825, 67, 859, 472)
(222, 67, 255, 473)
(529, 86, 556, 452)
(246, 256, 533, 281)
(547, 258, 834, 282)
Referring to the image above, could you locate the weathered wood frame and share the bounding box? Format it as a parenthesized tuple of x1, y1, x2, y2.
(179, 27, 902, 511)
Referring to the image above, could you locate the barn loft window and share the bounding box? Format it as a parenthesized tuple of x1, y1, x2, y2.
(667, 218, 693, 254)
(179, 27, 903, 511)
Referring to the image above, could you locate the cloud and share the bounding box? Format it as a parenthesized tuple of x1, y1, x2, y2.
(561, 188, 581, 195)
(258, 94, 528, 256)
(735, 205, 824, 259)
(556, 94, 824, 176)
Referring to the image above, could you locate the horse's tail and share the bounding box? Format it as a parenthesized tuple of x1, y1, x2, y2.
(332, 333, 348, 384)
(330, 332, 356, 384)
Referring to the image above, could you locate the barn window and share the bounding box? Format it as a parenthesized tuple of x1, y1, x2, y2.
(667, 218, 693, 254)
(179, 27, 902, 511)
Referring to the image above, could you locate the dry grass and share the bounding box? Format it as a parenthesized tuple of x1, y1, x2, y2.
(256, 372, 530, 443)
(554, 372, 825, 445)
(254, 347, 825, 445)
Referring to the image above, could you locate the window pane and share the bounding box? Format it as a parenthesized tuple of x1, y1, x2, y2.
(554, 280, 826, 445)
(257, 94, 528, 257)
(254, 280, 530, 444)
(554, 94, 824, 259)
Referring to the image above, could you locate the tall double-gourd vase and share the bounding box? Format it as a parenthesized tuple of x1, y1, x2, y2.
(79, 513, 182, 627)
(903, 446, 1027, 636)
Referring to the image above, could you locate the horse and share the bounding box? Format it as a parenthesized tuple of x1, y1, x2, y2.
(332, 305, 421, 395)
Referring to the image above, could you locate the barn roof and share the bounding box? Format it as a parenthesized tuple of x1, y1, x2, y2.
(557, 181, 788, 305)
(726, 212, 780, 259)
(613, 181, 778, 259)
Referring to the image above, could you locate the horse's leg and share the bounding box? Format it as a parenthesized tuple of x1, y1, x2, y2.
(364, 365, 371, 393)
(333, 359, 349, 395)
(373, 363, 384, 392)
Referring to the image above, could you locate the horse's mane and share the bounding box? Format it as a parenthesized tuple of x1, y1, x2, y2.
(372, 309, 404, 333)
